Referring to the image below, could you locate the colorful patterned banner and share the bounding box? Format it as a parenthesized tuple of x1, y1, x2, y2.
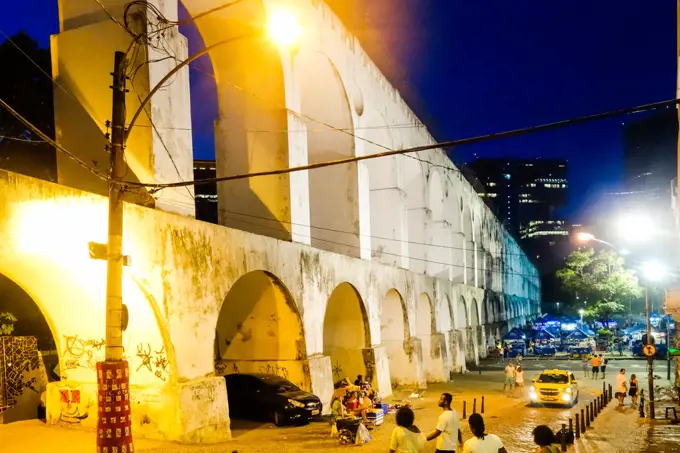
(96, 360, 134, 453)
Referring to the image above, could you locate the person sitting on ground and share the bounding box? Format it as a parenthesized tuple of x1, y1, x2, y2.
(344, 391, 369, 422)
(330, 395, 347, 419)
(532, 425, 560, 453)
(360, 391, 373, 410)
(463, 413, 507, 453)
(354, 374, 364, 386)
(389, 406, 425, 453)
(628, 373, 639, 407)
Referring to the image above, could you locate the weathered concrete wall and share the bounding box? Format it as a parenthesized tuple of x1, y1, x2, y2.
(0, 170, 539, 441)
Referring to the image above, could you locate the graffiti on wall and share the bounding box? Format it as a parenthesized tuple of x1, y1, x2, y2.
(135, 343, 169, 381)
(215, 361, 239, 376)
(258, 363, 289, 380)
(62, 335, 105, 371)
(0, 336, 43, 411)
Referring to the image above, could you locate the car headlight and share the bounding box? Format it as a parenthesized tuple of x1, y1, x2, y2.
(561, 394, 571, 401)
(288, 399, 305, 408)
(530, 386, 535, 391)
(529, 391, 538, 400)
(565, 387, 572, 393)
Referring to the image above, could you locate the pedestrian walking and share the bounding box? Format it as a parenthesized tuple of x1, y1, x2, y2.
(615, 368, 627, 407)
(389, 406, 425, 453)
(590, 354, 600, 379)
(599, 354, 608, 379)
(628, 374, 639, 407)
(532, 425, 560, 453)
(512, 366, 525, 398)
(581, 356, 589, 378)
(426, 393, 462, 453)
(503, 362, 515, 393)
(462, 414, 507, 453)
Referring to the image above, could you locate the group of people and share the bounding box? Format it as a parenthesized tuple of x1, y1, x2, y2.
(389, 392, 569, 453)
(582, 354, 609, 378)
(614, 368, 640, 408)
(502, 361, 525, 396)
(330, 375, 381, 423)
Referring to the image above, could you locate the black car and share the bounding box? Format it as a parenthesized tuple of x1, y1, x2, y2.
(225, 373, 322, 426)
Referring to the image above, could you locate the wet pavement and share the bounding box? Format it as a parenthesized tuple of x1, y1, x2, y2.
(1, 358, 677, 452)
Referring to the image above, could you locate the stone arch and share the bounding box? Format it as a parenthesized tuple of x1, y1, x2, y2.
(183, 0, 293, 240)
(427, 170, 452, 279)
(454, 295, 468, 371)
(214, 270, 310, 389)
(380, 289, 414, 388)
(323, 282, 372, 385)
(298, 50, 360, 257)
(364, 111, 408, 268)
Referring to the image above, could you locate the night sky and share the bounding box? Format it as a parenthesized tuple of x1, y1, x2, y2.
(1, 0, 676, 221)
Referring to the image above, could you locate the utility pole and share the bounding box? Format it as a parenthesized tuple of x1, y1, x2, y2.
(645, 285, 655, 419)
(96, 50, 134, 453)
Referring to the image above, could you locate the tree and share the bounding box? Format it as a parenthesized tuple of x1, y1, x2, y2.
(0, 312, 17, 335)
(556, 248, 642, 325)
(0, 31, 56, 181)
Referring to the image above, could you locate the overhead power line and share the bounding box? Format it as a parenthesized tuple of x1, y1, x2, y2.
(124, 97, 680, 192)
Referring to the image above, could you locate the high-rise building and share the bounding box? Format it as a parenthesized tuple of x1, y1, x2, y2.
(464, 158, 569, 303)
(464, 158, 568, 236)
(194, 160, 218, 224)
(623, 108, 678, 202)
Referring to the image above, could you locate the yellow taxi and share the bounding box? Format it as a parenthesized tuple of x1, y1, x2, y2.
(528, 369, 579, 407)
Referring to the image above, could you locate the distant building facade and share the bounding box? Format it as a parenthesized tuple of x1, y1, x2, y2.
(194, 160, 218, 224)
(464, 158, 570, 303)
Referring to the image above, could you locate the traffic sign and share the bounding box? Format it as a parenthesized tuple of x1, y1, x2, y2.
(642, 344, 657, 358)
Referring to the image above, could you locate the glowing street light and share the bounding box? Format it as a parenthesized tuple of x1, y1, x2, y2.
(577, 232, 595, 242)
(617, 215, 657, 242)
(268, 9, 302, 48)
(642, 260, 667, 282)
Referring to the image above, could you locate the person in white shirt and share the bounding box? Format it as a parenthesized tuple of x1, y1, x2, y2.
(503, 363, 515, 393)
(426, 393, 462, 453)
(389, 406, 425, 453)
(463, 414, 507, 453)
(512, 366, 525, 397)
(615, 368, 627, 407)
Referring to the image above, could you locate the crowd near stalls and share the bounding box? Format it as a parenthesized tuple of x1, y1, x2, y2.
(495, 313, 676, 359)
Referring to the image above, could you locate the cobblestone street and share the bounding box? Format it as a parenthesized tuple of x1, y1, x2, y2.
(2, 359, 678, 453)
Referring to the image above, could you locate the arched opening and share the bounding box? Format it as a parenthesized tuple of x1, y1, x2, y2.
(0, 273, 57, 423)
(365, 112, 408, 268)
(323, 283, 371, 385)
(214, 271, 309, 390)
(471, 298, 483, 360)
(427, 171, 452, 279)
(380, 289, 414, 388)
(298, 51, 359, 257)
(179, 1, 292, 238)
(450, 192, 465, 284)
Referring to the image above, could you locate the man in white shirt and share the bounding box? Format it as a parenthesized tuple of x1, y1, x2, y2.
(615, 368, 627, 407)
(426, 393, 462, 453)
(503, 363, 515, 393)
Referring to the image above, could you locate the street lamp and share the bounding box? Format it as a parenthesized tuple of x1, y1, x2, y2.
(267, 9, 302, 47)
(641, 260, 667, 420)
(617, 215, 657, 242)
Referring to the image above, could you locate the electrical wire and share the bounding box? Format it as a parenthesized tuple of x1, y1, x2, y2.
(0, 135, 47, 143)
(158, 196, 540, 281)
(123, 97, 680, 191)
(157, 196, 540, 260)
(0, 96, 108, 181)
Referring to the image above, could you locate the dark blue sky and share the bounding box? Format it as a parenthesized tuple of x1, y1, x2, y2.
(2, 1, 676, 221)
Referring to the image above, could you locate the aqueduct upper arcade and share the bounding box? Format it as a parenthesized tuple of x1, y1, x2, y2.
(1, 0, 539, 443)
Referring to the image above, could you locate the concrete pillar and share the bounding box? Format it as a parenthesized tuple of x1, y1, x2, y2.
(408, 208, 429, 274)
(371, 187, 409, 268)
(364, 346, 392, 397)
(451, 231, 465, 284)
(421, 332, 448, 382)
(454, 329, 467, 373)
(53, 0, 194, 216)
(383, 337, 425, 389)
(308, 355, 333, 415)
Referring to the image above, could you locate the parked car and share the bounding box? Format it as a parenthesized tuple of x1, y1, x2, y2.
(225, 373, 322, 426)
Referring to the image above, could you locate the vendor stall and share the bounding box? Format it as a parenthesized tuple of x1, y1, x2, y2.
(532, 329, 557, 356)
(565, 329, 592, 358)
(503, 327, 527, 358)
